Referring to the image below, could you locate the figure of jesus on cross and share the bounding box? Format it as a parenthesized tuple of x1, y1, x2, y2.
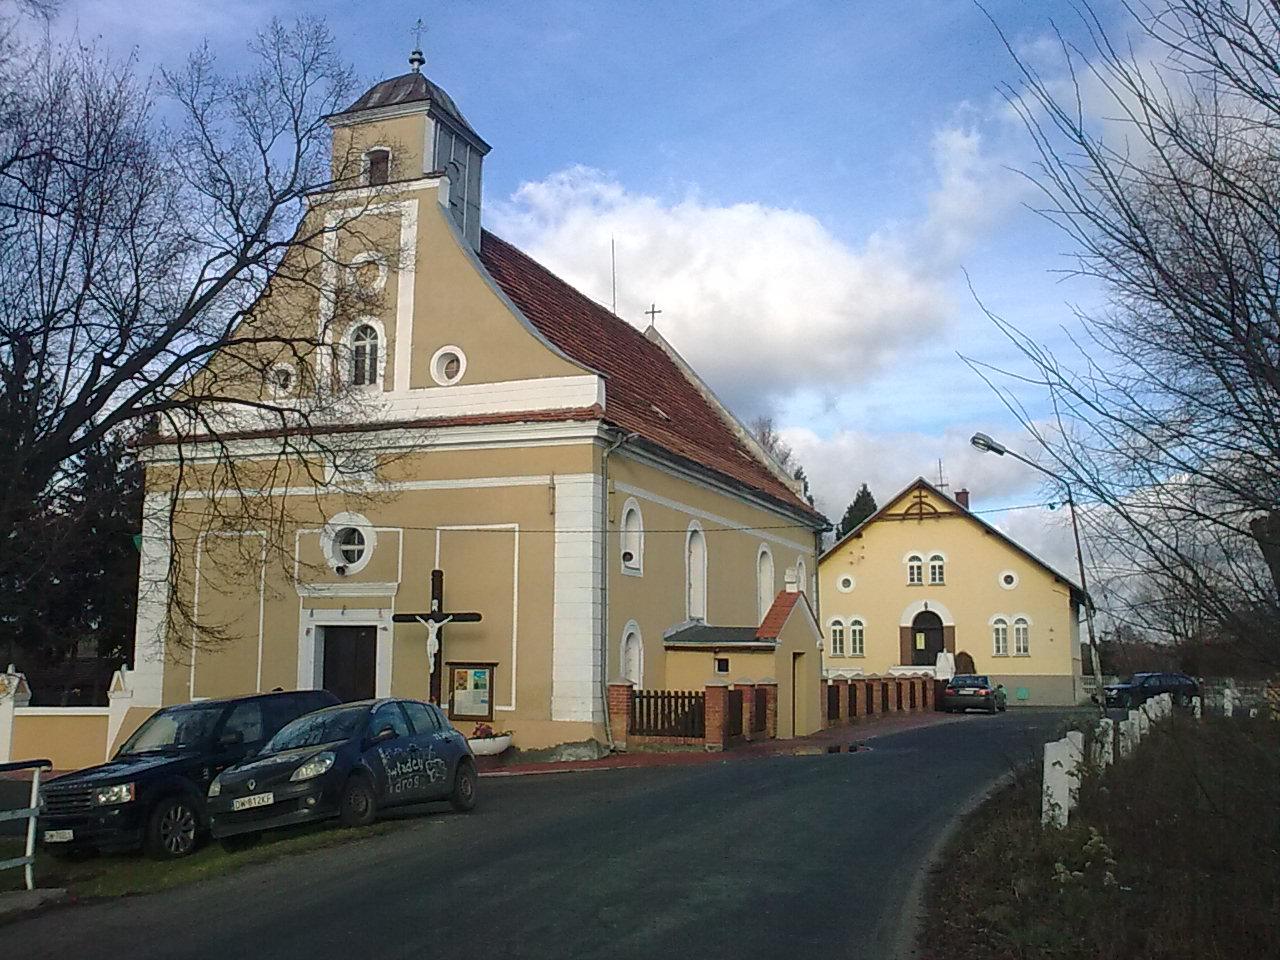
(391, 569, 482, 704)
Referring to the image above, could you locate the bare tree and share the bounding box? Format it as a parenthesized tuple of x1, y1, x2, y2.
(969, 0, 1280, 669)
(0, 15, 405, 662)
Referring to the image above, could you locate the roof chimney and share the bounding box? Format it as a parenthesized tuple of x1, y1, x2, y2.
(955, 489, 970, 510)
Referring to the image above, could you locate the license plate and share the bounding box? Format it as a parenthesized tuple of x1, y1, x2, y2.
(232, 792, 274, 811)
(43, 829, 74, 843)
(958, 689, 977, 695)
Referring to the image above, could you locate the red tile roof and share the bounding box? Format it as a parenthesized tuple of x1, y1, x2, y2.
(478, 231, 823, 523)
(756, 590, 803, 640)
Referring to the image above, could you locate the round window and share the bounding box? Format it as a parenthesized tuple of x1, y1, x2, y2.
(265, 364, 293, 395)
(335, 527, 366, 565)
(999, 570, 1019, 590)
(836, 575, 855, 593)
(430, 345, 467, 386)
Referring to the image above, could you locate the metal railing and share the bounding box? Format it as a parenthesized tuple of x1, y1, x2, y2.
(0, 758, 53, 891)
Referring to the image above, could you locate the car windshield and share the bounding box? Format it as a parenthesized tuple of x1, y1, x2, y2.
(950, 675, 989, 687)
(265, 705, 368, 752)
(1119, 674, 1152, 685)
(118, 704, 224, 754)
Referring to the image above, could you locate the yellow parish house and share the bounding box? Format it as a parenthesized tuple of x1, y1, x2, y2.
(110, 58, 828, 760)
(818, 479, 1086, 706)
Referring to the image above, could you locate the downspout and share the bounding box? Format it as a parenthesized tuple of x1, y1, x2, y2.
(599, 429, 639, 752)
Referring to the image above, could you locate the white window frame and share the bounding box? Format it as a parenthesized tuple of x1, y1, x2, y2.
(265, 362, 295, 400)
(685, 521, 707, 622)
(756, 544, 775, 624)
(849, 618, 865, 657)
(1014, 616, 1031, 656)
(906, 554, 924, 586)
(998, 569, 1020, 591)
(795, 556, 808, 595)
(620, 497, 644, 576)
(320, 511, 377, 576)
(347, 251, 388, 292)
(836, 574, 855, 593)
(991, 616, 1009, 657)
(620, 620, 644, 688)
(345, 317, 387, 389)
(429, 344, 468, 387)
(928, 553, 945, 585)
(829, 618, 846, 657)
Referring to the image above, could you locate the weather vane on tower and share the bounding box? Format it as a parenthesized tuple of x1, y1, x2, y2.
(409, 17, 426, 72)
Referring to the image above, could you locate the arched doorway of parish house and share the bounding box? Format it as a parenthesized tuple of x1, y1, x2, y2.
(911, 611, 945, 667)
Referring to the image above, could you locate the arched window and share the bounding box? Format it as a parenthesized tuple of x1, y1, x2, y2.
(756, 546, 774, 623)
(686, 524, 706, 621)
(795, 556, 808, 594)
(351, 324, 380, 387)
(365, 148, 390, 186)
(929, 554, 945, 585)
(849, 619, 865, 656)
(1014, 617, 1030, 656)
(829, 619, 846, 657)
(620, 623, 643, 687)
(992, 617, 1009, 656)
(907, 554, 924, 585)
(620, 500, 643, 574)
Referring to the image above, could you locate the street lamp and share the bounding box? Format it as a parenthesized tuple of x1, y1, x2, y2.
(970, 432, 1105, 712)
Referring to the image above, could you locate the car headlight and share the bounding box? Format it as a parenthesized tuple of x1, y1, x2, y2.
(289, 751, 335, 782)
(208, 776, 222, 798)
(93, 782, 135, 806)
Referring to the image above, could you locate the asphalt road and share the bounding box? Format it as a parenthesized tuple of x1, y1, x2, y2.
(5, 710, 1076, 960)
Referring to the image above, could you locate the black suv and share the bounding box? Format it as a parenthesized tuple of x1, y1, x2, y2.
(1104, 672, 1199, 709)
(39, 689, 338, 858)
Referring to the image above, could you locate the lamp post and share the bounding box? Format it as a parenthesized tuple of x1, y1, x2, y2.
(970, 433, 1105, 712)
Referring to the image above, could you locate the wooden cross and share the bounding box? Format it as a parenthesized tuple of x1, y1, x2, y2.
(644, 302, 662, 327)
(391, 568, 482, 705)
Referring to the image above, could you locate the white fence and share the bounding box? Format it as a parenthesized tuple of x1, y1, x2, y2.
(1041, 693, 1180, 829)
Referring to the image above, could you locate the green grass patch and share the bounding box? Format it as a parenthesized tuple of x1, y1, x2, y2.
(923, 715, 1280, 960)
(1, 818, 403, 898)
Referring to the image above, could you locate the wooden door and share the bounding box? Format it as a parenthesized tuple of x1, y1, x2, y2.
(322, 625, 377, 702)
(911, 612, 945, 667)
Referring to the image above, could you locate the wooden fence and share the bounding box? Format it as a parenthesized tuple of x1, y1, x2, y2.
(726, 688, 743, 738)
(630, 690, 706, 738)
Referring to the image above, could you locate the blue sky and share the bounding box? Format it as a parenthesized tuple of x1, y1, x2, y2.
(54, 0, 1134, 574)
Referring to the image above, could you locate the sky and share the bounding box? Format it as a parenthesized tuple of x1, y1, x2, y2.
(45, 0, 1139, 578)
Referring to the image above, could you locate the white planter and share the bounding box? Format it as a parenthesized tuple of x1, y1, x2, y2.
(467, 734, 512, 756)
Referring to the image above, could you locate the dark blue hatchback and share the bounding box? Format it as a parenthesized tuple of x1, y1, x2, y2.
(207, 698, 477, 845)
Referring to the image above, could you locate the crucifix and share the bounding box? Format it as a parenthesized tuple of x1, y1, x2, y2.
(644, 302, 662, 328)
(391, 568, 482, 705)
(408, 18, 426, 73)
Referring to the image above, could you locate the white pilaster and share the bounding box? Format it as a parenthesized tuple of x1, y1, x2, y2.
(551, 473, 604, 722)
(131, 494, 172, 707)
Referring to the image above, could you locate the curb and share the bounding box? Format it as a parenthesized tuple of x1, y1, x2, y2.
(892, 767, 1024, 960)
(0, 888, 69, 926)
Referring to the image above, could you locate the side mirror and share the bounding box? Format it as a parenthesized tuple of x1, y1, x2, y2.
(371, 725, 397, 744)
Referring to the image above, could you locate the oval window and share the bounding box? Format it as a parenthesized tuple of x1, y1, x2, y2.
(335, 527, 366, 565)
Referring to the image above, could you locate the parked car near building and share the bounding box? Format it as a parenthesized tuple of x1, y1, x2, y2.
(39, 689, 338, 859)
(1104, 672, 1200, 709)
(208, 698, 477, 847)
(942, 675, 1008, 714)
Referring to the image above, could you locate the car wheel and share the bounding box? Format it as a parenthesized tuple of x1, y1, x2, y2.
(145, 796, 200, 859)
(219, 832, 262, 853)
(450, 761, 478, 813)
(338, 775, 378, 828)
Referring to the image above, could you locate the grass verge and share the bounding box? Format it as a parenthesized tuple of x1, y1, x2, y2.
(922, 714, 1280, 960)
(1, 818, 403, 899)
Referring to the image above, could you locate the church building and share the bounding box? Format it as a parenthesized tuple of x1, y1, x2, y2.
(123, 54, 828, 751)
(818, 479, 1086, 705)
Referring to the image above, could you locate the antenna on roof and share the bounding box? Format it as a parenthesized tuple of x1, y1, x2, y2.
(611, 236, 617, 314)
(936, 458, 950, 492)
(409, 17, 426, 72)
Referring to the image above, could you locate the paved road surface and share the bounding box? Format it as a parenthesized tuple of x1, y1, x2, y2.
(5, 710, 1075, 959)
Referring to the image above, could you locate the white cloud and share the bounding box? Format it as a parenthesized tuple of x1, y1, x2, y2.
(488, 122, 1024, 417)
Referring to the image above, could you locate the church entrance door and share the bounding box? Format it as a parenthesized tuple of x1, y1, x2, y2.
(322, 625, 377, 702)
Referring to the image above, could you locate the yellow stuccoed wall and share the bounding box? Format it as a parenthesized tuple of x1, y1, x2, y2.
(605, 453, 820, 693)
(819, 484, 1083, 706)
(11, 713, 110, 772)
